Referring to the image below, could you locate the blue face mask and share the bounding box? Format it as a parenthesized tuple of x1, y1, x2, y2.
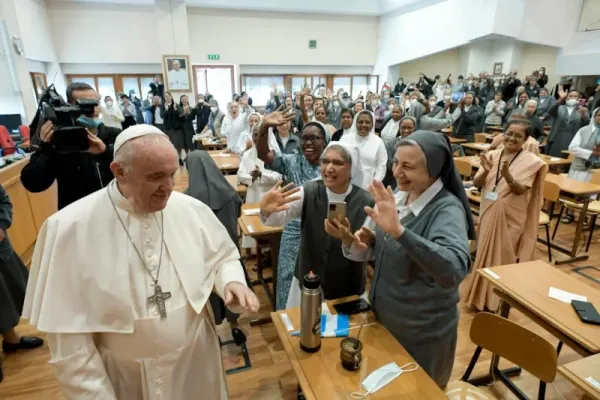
(77, 115, 102, 129)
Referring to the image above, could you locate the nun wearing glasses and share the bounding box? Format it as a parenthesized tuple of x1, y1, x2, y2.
(325, 131, 475, 387)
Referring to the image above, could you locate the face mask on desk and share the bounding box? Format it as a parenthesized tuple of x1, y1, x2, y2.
(350, 362, 418, 399)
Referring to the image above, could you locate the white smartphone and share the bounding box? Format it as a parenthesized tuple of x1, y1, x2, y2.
(327, 201, 347, 223)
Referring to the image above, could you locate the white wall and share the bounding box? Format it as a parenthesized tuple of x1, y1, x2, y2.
(519, 43, 558, 88)
(557, 30, 600, 76)
(28, 60, 47, 74)
(239, 65, 373, 75)
(187, 8, 378, 66)
(518, 0, 582, 47)
(397, 48, 460, 84)
(47, 1, 160, 64)
(60, 63, 162, 74)
(12, 0, 55, 62)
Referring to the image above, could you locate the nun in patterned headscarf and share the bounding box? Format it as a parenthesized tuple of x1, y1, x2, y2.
(328, 130, 475, 387)
(261, 141, 374, 308)
(255, 108, 333, 310)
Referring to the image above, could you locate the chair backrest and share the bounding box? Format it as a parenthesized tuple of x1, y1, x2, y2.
(455, 159, 473, 180)
(0, 126, 17, 156)
(470, 313, 557, 383)
(474, 133, 487, 143)
(590, 170, 600, 186)
(543, 181, 560, 202)
(18, 125, 30, 140)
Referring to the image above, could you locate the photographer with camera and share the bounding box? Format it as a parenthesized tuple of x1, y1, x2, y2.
(21, 82, 121, 210)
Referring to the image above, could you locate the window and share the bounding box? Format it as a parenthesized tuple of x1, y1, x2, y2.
(194, 65, 235, 112)
(352, 76, 368, 98)
(242, 76, 284, 106)
(66, 74, 160, 105)
(239, 73, 380, 106)
(333, 77, 351, 94)
(97, 77, 116, 105)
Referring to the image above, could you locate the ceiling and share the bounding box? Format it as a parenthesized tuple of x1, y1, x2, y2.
(47, 0, 436, 16)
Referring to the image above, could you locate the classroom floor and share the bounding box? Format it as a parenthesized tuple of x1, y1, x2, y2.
(0, 167, 598, 399)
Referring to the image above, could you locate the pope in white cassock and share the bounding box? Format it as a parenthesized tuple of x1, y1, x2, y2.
(168, 59, 189, 90)
(23, 124, 259, 399)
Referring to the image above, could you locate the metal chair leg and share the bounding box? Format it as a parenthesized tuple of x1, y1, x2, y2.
(585, 215, 597, 253)
(461, 346, 482, 382)
(552, 205, 564, 240)
(545, 225, 552, 262)
(556, 341, 563, 356)
(538, 381, 547, 400)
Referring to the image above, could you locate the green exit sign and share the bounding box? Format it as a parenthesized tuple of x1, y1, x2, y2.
(309, 40, 317, 49)
(208, 54, 220, 60)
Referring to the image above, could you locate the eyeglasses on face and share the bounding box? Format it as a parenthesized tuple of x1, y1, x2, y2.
(320, 158, 346, 167)
(300, 135, 324, 144)
(504, 132, 525, 139)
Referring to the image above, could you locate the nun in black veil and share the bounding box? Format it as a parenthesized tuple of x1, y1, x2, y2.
(185, 150, 251, 345)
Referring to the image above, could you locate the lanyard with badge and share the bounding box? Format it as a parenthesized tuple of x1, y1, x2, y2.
(484, 149, 522, 201)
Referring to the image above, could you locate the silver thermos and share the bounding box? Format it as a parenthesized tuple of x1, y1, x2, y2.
(300, 271, 322, 353)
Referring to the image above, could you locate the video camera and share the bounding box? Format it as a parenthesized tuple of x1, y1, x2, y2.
(30, 84, 98, 153)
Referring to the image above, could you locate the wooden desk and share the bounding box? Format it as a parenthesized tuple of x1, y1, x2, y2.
(462, 142, 492, 154)
(487, 126, 503, 133)
(272, 299, 446, 400)
(208, 150, 240, 174)
(469, 261, 600, 392)
(198, 137, 227, 150)
(239, 203, 283, 323)
(544, 174, 600, 264)
(456, 155, 573, 177)
(479, 261, 600, 356)
(557, 354, 600, 399)
(1, 158, 57, 266)
(448, 137, 467, 144)
(224, 175, 247, 198)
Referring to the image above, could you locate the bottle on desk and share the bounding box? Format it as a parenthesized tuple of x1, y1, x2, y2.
(300, 271, 322, 353)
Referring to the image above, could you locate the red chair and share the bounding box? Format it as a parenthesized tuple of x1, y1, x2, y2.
(19, 125, 30, 142)
(0, 125, 18, 156)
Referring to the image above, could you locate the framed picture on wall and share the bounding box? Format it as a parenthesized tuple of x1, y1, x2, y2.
(493, 62, 503, 76)
(162, 55, 192, 92)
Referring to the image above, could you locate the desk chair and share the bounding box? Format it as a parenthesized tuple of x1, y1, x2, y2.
(474, 133, 487, 143)
(552, 170, 600, 253)
(18, 125, 30, 146)
(539, 181, 560, 262)
(456, 313, 557, 400)
(455, 159, 473, 181)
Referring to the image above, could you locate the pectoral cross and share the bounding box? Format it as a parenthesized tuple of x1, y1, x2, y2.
(148, 284, 171, 319)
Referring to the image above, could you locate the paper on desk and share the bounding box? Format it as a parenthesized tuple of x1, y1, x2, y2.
(584, 376, 600, 390)
(246, 225, 254, 233)
(479, 143, 491, 148)
(243, 208, 260, 216)
(549, 157, 562, 162)
(280, 313, 294, 332)
(483, 268, 500, 279)
(548, 287, 587, 304)
(215, 153, 230, 157)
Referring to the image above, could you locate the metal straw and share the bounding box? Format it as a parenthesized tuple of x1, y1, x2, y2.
(354, 319, 366, 349)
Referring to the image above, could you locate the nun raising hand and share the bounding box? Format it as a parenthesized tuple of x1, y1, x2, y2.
(330, 130, 476, 388)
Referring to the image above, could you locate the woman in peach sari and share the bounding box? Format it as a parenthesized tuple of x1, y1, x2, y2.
(489, 116, 540, 156)
(461, 119, 548, 311)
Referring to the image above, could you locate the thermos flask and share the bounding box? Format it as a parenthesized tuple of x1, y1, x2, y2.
(300, 271, 322, 352)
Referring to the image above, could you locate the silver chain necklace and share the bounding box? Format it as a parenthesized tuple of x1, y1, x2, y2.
(107, 189, 171, 319)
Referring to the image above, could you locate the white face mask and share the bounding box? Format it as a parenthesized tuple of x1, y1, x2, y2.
(333, 101, 339, 107)
(106, 101, 113, 108)
(467, 80, 474, 85)
(210, 106, 218, 113)
(443, 95, 451, 101)
(351, 362, 418, 399)
(198, 98, 204, 104)
(429, 101, 437, 108)
(566, 99, 578, 107)
(494, 83, 500, 88)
